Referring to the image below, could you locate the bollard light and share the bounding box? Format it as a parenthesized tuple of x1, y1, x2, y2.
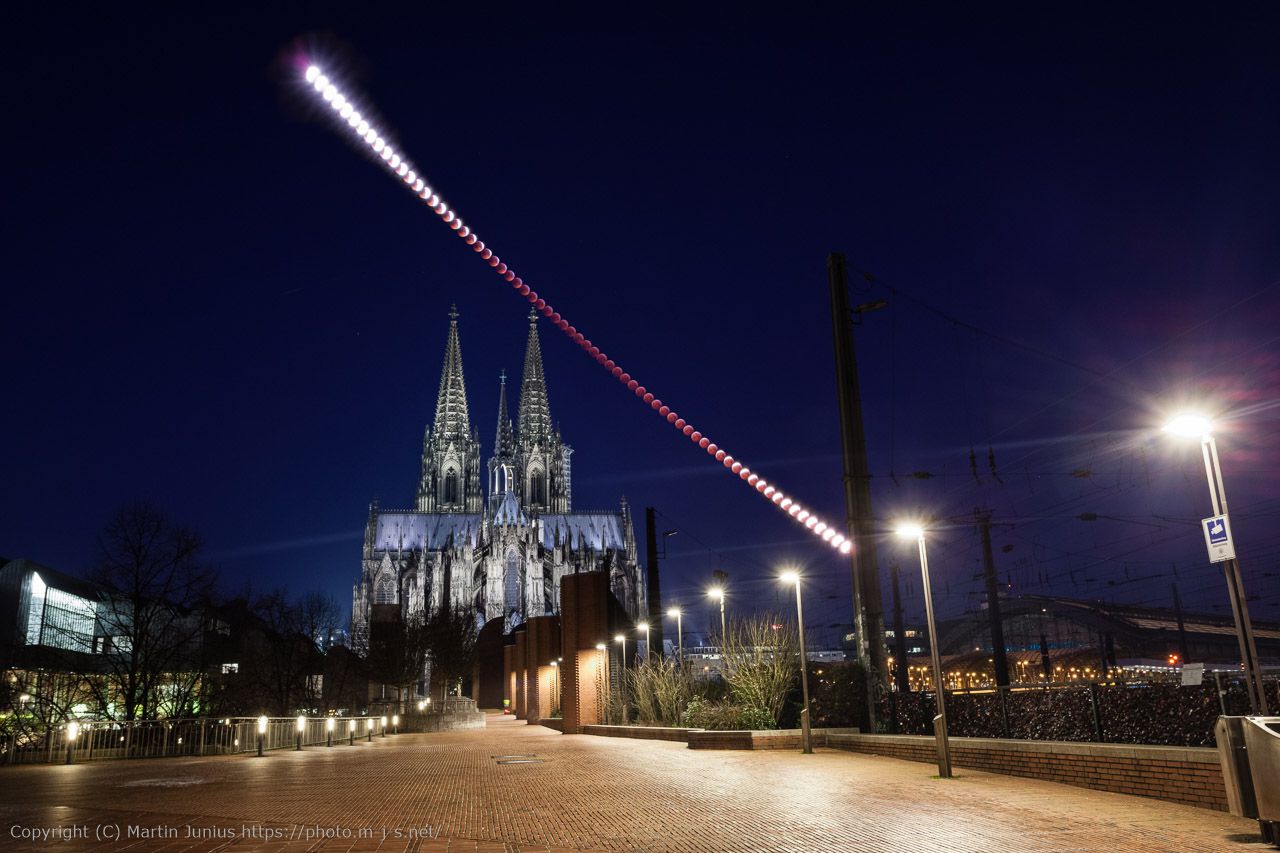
(392, 714, 399, 735)
(295, 714, 305, 750)
(417, 700, 426, 712)
(381, 715, 388, 738)
(65, 721, 79, 765)
(367, 717, 374, 741)
(257, 715, 268, 757)
(348, 718, 356, 746)
(326, 716, 335, 747)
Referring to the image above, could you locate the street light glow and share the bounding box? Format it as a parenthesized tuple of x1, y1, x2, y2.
(596, 643, 607, 650)
(614, 634, 625, 643)
(895, 523, 925, 540)
(708, 587, 724, 600)
(780, 570, 800, 585)
(257, 715, 268, 734)
(667, 607, 681, 618)
(636, 621, 649, 632)
(1162, 412, 1214, 438)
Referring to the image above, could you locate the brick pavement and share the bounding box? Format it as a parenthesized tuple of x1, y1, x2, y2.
(0, 715, 1271, 852)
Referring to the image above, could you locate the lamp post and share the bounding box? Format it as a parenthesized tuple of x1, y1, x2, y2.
(614, 633, 628, 723)
(550, 660, 559, 715)
(295, 715, 305, 750)
(708, 587, 727, 653)
(367, 718, 374, 742)
(780, 571, 812, 754)
(380, 715, 388, 738)
(667, 607, 684, 664)
(1163, 413, 1269, 713)
(256, 715, 267, 757)
(326, 716, 334, 747)
(348, 718, 356, 746)
(637, 622, 651, 661)
(392, 714, 399, 735)
(596, 643, 608, 721)
(897, 523, 951, 778)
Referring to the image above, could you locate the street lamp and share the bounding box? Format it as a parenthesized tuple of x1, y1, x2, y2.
(1162, 412, 1269, 713)
(896, 523, 951, 778)
(326, 716, 334, 747)
(708, 587, 727, 652)
(780, 570, 812, 754)
(256, 715, 268, 756)
(614, 633, 628, 723)
(295, 714, 305, 750)
(667, 607, 684, 664)
(637, 621, 651, 661)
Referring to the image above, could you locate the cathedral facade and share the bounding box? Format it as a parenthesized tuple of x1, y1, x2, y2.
(351, 307, 645, 652)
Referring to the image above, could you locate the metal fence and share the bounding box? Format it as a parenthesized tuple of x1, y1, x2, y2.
(0, 715, 389, 766)
(880, 674, 1280, 746)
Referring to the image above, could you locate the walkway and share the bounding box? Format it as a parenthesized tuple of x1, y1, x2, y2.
(0, 715, 1268, 852)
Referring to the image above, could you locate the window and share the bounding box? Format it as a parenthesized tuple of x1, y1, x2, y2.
(530, 471, 546, 505)
(221, 662, 239, 674)
(444, 470, 459, 504)
(375, 575, 396, 605)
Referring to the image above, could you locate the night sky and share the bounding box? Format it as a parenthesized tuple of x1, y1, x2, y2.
(6, 6, 1280, 645)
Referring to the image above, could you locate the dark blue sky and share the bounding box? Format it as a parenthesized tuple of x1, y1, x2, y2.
(5, 5, 1279, 644)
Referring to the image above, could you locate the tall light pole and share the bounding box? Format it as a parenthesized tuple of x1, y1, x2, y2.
(708, 587, 727, 652)
(1163, 413, 1268, 714)
(596, 643, 608, 722)
(667, 607, 684, 664)
(614, 633, 628, 723)
(638, 621, 651, 661)
(897, 523, 951, 778)
(780, 570, 813, 754)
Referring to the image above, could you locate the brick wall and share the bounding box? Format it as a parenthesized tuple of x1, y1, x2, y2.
(827, 733, 1227, 811)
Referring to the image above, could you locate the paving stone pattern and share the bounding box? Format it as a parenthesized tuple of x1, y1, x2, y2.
(0, 715, 1270, 852)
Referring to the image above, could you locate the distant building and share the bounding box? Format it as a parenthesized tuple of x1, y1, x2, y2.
(351, 309, 647, 675)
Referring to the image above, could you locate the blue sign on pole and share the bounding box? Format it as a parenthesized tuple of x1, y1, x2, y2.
(1202, 514, 1235, 563)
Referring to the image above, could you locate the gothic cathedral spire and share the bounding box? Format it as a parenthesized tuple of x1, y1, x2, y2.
(417, 306, 483, 513)
(517, 308, 552, 442)
(514, 309, 571, 514)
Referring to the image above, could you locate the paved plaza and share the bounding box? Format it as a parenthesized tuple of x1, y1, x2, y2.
(0, 715, 1270, 852)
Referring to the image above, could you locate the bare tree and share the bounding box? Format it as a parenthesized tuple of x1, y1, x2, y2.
(89, 503, 215, 720)
(723, 614, 800, 726)
(423, 604, 478, 701)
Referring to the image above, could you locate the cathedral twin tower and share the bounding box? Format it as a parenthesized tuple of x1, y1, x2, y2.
(352, 307, 644, 652)
(416, 306, 570, 517)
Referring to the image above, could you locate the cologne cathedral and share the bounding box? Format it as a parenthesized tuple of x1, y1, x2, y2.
(351, 307, 646, 649)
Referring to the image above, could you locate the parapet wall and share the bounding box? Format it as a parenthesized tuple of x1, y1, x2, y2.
(827, 733, 1226, 811)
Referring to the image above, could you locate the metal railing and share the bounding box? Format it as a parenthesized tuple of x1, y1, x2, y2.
(880, 673, 1280, 746)
(1, 715, 390, 766)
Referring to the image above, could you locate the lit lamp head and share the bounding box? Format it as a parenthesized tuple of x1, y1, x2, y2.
(257, 715, 268, 735)
(614, 634, 625, 644)
(296, 714, 306, 733)
(392, 715, 398, 726)
(708, 586, 724, 601)
(667, 607, 681, 619)
(895, 523, 926, 541)
(595, 643, 607, 651)
(780, 569, 801, 586)
(67, 721, 79, 741)
(349, 719, 357, 732)
(636, 621, 649, 632)
(417, 700, 426, 711)
(326, 717, 335, 731)
(380, 716, 388, 727)
(367, 718, 375, 731)
(550, 660, 558, 667)
(1162, 412, 1214, 439)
